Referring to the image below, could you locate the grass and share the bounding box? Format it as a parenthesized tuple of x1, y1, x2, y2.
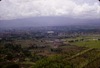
(20, 62, 35, 65)
(71, 40, 100, 49)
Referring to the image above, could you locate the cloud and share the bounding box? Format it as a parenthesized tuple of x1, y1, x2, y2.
(0, 0, 100, 20)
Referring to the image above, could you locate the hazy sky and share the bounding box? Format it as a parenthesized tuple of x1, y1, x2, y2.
(0, 0, 100, 20)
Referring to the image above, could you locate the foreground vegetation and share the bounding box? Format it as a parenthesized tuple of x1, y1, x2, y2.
(1, 38, 100, 68)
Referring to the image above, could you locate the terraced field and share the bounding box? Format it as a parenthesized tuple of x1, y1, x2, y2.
(68, 48, 100, 68)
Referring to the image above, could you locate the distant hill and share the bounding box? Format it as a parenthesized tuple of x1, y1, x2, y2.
(0, 16, 100, 28)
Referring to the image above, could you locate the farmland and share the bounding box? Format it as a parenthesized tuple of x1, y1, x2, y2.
(67, 36, 100, 48)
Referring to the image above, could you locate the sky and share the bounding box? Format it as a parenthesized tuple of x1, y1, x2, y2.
(0, 0, 100, 20)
